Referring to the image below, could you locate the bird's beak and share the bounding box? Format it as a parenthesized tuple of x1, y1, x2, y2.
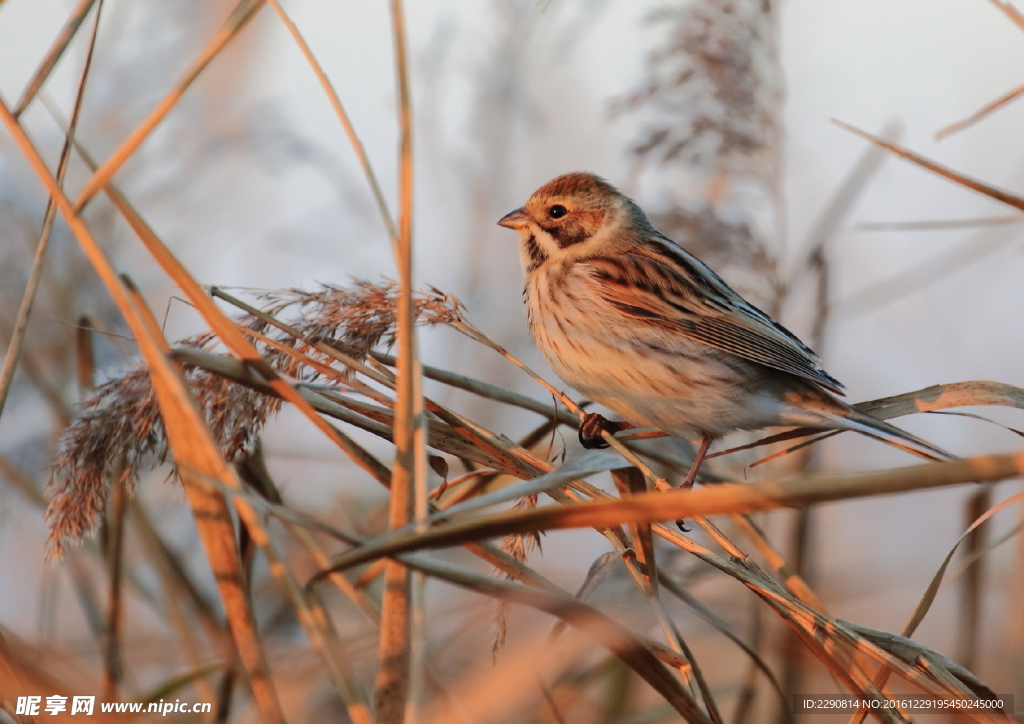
(497, 208, 530, 230)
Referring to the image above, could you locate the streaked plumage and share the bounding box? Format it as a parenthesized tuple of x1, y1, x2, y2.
(498, 172, 950, 484)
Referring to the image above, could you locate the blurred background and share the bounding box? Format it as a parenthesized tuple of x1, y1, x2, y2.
(1, 0, 1023, 721)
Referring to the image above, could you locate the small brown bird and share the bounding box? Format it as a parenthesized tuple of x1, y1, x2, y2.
(498, 172, 950, 487)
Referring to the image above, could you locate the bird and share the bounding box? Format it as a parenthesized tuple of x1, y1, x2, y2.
(497, 172, 951, 489)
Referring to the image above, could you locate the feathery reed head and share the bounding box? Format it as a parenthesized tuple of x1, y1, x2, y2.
(45, 279, 466, 558)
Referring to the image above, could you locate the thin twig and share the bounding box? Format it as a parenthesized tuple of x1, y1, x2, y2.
(73, 0, 265, 210)
(937, 80, 1024, 139)
(12, 0, 98, 116)
(0, 0, 104, 420)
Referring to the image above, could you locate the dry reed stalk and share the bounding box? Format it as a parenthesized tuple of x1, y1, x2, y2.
(318, 455, 1006, 715)
(845, 490, 1024, 724)
(42, 113, 442, 558)
(266, 0, 398, 248)
(374, 3, 425, 720)
(121, 278, 288, 723)
(956, 487, 992, 671)
(1010, 496, 1024, 702)
(774, 120, 897, 717)
(73, 0, 265, 209)
(395, 555, 709, 723)
(986, 0, 1024, 32)
(834, 121, 1024, 212)
(41, 269, 1023, 718)
(0, 93, 288, 723)
(101, 464, 127, 700)
(127, 499, 222, 707)
(371, 350, 580, 425)
(0, 0, 102, 420)
(937, 81, 1024, 140)
(11, 0, 99, 116)
(612, 467, 722, 723)
(127, 288, 380, 721)
(319, 452, 1024, 571)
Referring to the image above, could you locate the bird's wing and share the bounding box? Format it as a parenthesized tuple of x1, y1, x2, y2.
(581, 250, 846, 394)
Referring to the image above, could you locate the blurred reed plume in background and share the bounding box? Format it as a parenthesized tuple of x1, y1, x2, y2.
(1, 1, 1023, 722)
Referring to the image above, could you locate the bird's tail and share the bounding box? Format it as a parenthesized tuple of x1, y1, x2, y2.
(781, 391, 955, 462)
(816, 401, 954, 462)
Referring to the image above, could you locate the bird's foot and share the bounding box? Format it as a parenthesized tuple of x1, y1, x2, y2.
(578, 413, 632, 449)
(673, 434, 714, 533)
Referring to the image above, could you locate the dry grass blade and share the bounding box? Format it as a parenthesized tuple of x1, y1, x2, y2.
(0, 96, 286, 723)
(73, 0, 265, 210)
(986, 0, 1024, 32)
(222, 427, 575, 618)
(318, 452, 1024, 574)
(59, 117, 410, 497)
(131, 286, 376, 722)
(657, 573, 793, 720)
(613, 468, 722, 724)
(928, 410, 1024, 437)
(385, 554, 711, 724)
(0, 0, 102, 420)
(12, 0, 98, 116)
(266, 0, 398, 247)
(860, 380, 1024, 418)
(904, 490, 1024, 639)
(947, 519, 1024, 582)
(936, 81, 1024, 139)
(372, 350, 579, 426)
(118, 278, 287, 722)
(845, 622, 999, 699)
(169, 346, 508, 470)
(833, 120, 1024, 211)
(847, 491, 1024, 724)
(439, 450, 631, 517)
(731, 514, 827, 613)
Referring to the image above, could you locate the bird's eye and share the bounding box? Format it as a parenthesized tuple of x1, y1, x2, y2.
(548, 204, 568, 219)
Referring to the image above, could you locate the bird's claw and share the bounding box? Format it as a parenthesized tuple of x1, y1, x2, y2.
(578, 413, 634, 449)
(579, 413, 612, 449)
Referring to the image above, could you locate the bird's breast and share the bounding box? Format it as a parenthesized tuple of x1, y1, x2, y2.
(522, 262, 787, 437)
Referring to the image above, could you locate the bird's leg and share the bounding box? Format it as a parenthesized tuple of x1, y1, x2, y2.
(680, 434, 714, 489)
(676, 434, 714, 532)
(578, 413, 634, 449)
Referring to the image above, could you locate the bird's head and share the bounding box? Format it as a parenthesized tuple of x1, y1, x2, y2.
(497, 172, 649, 263)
